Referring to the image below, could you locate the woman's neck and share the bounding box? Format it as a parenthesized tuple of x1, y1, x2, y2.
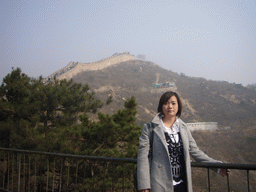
(162, 116, 176, 129)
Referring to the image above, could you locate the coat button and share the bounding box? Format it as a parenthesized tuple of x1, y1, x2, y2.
(158, 164, 163, 168)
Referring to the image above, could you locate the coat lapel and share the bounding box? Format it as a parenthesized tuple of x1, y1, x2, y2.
(154, 126, 169, 152)
(151, 114, 169, 155)
(179, 121, 189, 160)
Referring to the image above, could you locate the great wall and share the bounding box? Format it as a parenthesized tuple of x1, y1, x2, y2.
(44, 52, 223, 132)
(45, 52, 136, 82)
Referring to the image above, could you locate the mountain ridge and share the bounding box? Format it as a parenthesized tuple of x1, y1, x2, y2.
(47, 54, 256, 190)
(81, 60, 254, 126)
(45, 52, 136, 81)
(47, 54, 256, 129)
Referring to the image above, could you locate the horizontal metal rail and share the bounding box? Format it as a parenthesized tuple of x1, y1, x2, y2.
(0, 147, 137, 163)
(191, 162, 256, 170)
(0, 148, 255, 191)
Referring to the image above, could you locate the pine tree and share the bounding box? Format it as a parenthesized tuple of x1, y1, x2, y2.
(0, 68, 40, 148)
(78, 96, 141, 158)
(72, 96, 142, 191)
(34, 78, 103, 129)
(0, 68, 103, 149)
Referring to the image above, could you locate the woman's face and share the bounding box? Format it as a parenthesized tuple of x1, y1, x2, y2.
(162, 96, 179, 118)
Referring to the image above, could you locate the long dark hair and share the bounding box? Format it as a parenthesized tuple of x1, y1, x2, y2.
(157, 91, 182, 117)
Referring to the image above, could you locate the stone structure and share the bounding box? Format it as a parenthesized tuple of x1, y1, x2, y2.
(149, 86, 177, 93)
(186, 122, 218, 131)
(45, 52, 136, 82)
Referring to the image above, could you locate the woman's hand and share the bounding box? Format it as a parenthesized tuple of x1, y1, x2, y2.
(219, 168, 230, 177)
(139, 189, 150, 192)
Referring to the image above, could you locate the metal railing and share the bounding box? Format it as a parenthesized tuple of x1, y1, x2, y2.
(0, 148, 255, 191)
(191, 162, 256, 192)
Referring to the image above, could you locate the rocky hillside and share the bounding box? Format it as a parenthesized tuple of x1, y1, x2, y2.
(49, 56, 256, 191)
(70, 59, 256, 129)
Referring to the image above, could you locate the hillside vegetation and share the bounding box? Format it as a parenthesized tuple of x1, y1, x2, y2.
(72, 59, 256, 191)
(72, 59, 256, 128)
(71, 59, 256, 160)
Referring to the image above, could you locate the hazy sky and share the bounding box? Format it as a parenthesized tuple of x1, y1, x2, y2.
(1, 0, 255, 86)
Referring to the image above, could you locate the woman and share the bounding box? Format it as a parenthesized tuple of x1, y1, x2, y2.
(137, 91, 229, 192)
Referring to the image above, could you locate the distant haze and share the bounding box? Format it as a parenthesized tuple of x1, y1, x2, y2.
(1, 0, 255, 86)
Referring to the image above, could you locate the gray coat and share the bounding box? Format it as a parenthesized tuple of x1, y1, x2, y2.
(137, 114, 221, 192)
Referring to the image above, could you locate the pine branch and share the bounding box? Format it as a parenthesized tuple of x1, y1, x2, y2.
(92, 141, 105, 155)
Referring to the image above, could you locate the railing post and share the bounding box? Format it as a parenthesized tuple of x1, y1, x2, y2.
(226, 174, 230, 192)
(92, 162, 94, 191)
(83, 161, 86, 192)
(122, 163, 125, 192)
(18, 153, 21, 192)
(12, 153, 14, 191)
(67, 159, 70, 192)
(103, 161, 107, 192)
(7, 152, 10, 191)
(59, 158, 63, 192)
(46, 159, 49, 192)
(75, 161, 79, 192)
(2, 151, 5, 189)
(34, 155, 37, 192)
(247, 170, 250, 192)
(23, 153, 26, 192)
(28, 155, 31, 192)
(112, 162, 114, 191)
(133, 164, 137, 192)
(207, 168, 211, 192)
(52, 158, 55, 192)
(39, 155, 42, 192)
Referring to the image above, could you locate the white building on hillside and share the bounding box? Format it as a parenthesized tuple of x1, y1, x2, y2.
(187, 122, 218, 131)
